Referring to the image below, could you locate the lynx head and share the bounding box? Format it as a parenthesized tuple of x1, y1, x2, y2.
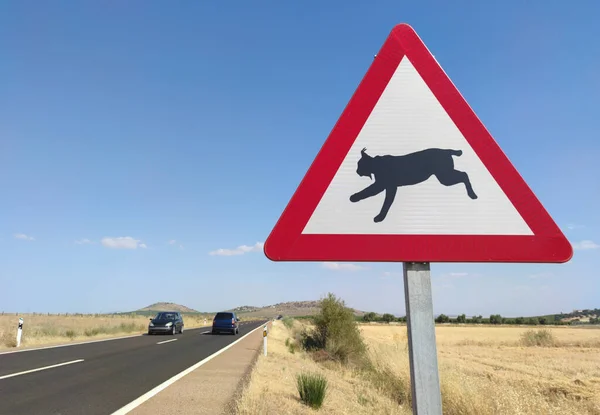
(356, 147, 374, 180)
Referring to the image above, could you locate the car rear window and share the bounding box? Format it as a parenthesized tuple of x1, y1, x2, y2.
(156, 312, 177, 320)
(215, 312, 233, 320)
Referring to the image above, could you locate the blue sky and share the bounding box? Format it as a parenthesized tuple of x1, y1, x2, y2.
(1, 1, 598, 316)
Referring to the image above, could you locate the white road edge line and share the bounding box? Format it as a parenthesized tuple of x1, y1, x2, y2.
(110, 323, 266, 415)
(200, 330, 211, 334)
(156, 339, 178, 345)
(0, 359, 85, 380)
(0, 327, 211, 356)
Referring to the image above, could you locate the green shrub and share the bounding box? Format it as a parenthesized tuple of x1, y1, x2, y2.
(282, 317, 295, 329)
(520, 328, 556, 347)
(84, 328, 100, 337)
(285, 337, 297, 353)
(302, 293, 367, 366)
(65, 330, 76, 339)
(297, 372, 328, 409)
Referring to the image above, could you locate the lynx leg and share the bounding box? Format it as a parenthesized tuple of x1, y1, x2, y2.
(374, 186, 397, 223)
(436, 170, 478, 199)
(350, 183, 384, 203)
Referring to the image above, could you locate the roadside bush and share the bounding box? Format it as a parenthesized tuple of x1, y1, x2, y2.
(65, 330, 76, 339)
(1, 331, 17, 347)
(297, 372, 328, 409)
(302, 293, 367, 366)
(84, 328, 100, 337)
(520, 328, 556, 347)
(285, 337, 297, 354)
(282, 316, 295, 329)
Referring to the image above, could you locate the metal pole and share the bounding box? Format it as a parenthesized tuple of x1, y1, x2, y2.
(263, 325, 268, 356)
(16, 318, 23, 348)
(403, 262, 442, 415)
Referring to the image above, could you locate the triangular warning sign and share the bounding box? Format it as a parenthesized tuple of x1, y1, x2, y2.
(264, 23, 572, 263)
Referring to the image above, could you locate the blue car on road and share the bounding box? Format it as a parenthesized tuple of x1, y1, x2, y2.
(212, 311, 239, 335)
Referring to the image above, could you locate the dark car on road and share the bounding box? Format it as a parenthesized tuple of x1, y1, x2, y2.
(212, 311, 239, 335)
(148, 311, 184, 335)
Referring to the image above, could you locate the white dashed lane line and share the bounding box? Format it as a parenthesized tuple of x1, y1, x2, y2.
(156, 339, 178, 345)
(0, 359, 85, 380)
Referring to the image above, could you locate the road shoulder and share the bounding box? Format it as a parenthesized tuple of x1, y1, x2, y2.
(128, 322, 269, 415)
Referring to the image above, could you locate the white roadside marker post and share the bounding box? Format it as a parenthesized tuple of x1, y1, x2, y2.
(16, 317, 24, 348)
(404, 262, 442, 414)
(263, 325, 268, 356)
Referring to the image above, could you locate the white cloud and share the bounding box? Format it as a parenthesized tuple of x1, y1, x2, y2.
(14, 233, 35, 241)
(449, 272, 469, 277)
(382, 271, 402, 278)
(209, 242, 264, 256)
(101, 236, 146, 250)
(168, 240, 183, 249)
(572, 240, 600, 250)
(321, 262, 366, 271)
(566, 223, 585, 230)
(75, 238, 94, 245)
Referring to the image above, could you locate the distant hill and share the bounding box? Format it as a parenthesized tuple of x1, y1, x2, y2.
(229, 305, 261, 313)
(136, 302, 199, 313)
(230, 300, 366, 318)
(540, 308, 600, 324)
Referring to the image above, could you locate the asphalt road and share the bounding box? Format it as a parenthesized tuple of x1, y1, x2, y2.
(0, 320, 266, 415)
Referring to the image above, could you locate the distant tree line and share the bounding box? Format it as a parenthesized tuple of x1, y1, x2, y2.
(359, 311, 599, 326)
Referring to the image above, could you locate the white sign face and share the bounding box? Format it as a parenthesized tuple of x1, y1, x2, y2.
(302, 56, 532, 236)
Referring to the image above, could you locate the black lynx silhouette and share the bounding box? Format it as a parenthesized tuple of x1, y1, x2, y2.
(349, 148, 478, 223)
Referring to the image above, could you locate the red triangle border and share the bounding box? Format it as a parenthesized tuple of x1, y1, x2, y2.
(264, 23, 573, 263)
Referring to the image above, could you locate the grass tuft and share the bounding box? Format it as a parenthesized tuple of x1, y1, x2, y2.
(282, 317, 295, 329)
(365, 365, 411, 406)
(520, 328, 557, 347)
(296, 372, 328, 409)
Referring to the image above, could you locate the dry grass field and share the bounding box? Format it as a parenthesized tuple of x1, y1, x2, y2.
(236, 320, 600, 414)
(0, 313, 214, 350)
